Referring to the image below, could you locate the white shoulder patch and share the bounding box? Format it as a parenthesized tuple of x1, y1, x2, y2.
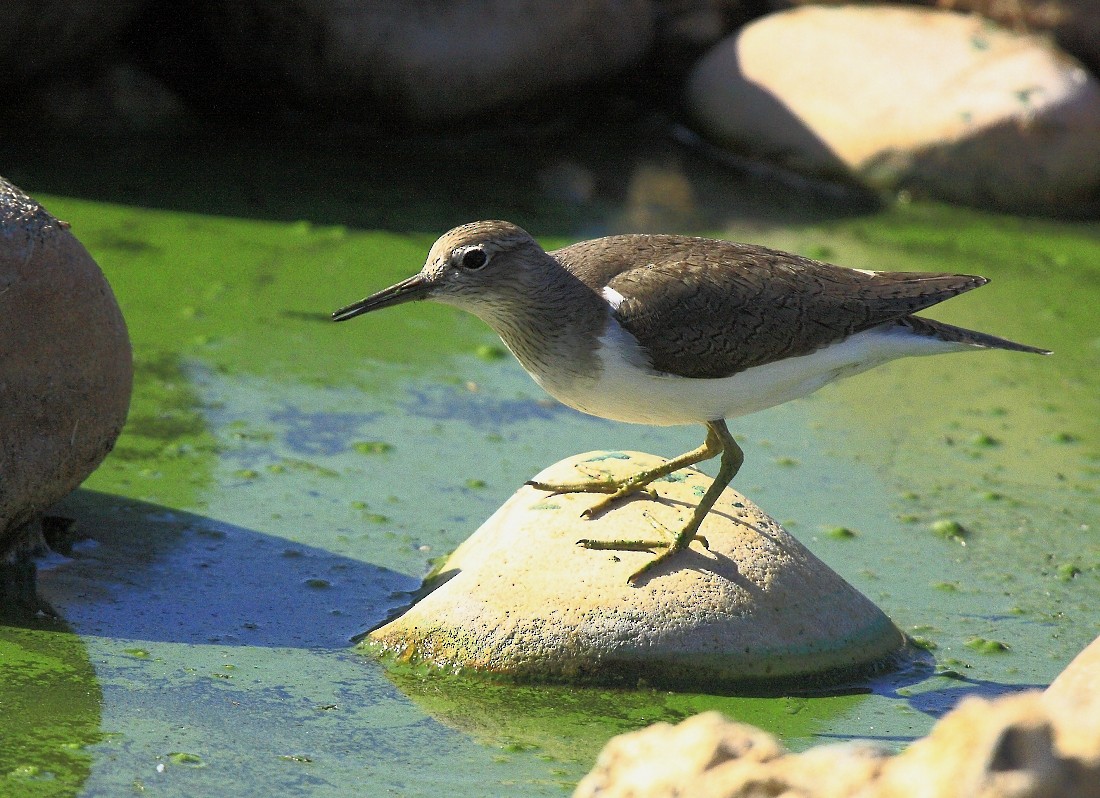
(852, 268, 878, 276)
(601, 285, 626, 310)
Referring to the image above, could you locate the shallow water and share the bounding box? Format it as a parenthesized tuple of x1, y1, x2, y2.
(1, 136, 1097, 797)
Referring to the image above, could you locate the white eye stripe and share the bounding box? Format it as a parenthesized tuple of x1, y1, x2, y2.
(601, 286, 626, 310)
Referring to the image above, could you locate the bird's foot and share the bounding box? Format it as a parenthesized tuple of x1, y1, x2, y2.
(577, 534, 709, 554)
(526, 476, 623, 496)
(624, 537, 698, 584)
(578, 510, 710, 585)
(527, 469, 668, 517)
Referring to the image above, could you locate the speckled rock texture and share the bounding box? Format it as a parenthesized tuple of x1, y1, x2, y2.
(0, 178, 132, 562)
(575, 687, 1100, 797)
(686, 5, 1100, 213)
(367, 451, 905, 689)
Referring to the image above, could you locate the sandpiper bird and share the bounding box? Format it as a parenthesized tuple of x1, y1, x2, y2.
(333, 221, 1050, 582)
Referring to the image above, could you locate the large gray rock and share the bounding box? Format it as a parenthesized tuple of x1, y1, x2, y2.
(367, 451, 905, 689)
(686, 5, 1100, 212)
(210, 0, 655, 120)
(0, 179, 132, 584)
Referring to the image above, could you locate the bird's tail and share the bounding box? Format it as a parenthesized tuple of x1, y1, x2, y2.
(899, 316, 1052, 355)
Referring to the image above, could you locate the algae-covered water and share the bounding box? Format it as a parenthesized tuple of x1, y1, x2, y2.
(1, 136, 1097, 797)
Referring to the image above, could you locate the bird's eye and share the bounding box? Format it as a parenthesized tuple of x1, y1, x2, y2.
(458, 247, 488, 270)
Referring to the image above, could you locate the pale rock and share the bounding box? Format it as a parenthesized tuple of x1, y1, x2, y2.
(774, 0, 1100, 76)
(368, 451, 904, 688)
(1043, 633, 1100, 763)
(574, 710, 892, 798)
(876, 692, 1100, 798)
(575, 691, 1100, 797)
(686, 5, 1100, 211)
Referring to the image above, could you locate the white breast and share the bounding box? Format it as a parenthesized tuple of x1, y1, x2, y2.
(540, 318, 970, 426)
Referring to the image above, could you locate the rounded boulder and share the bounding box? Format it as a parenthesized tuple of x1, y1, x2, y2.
(0, 178, 132, 559)
(686, 6, 1100, 212)
(367, 451, 906, 690)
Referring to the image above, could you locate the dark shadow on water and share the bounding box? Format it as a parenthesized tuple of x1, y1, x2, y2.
(39, 489, 418, 649)
(402, 385, 571, 428)
(901, 676, 1049, 719)
(268, 405, 383, 456)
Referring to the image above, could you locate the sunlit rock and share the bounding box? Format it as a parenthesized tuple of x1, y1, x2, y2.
(366, 450, 905, 689)
(574, 711, 889, 798)
(575, 691, 1100, 797)
(1044, 633, 1100, 762)
(876, 691, 1099, 797)
(686, 6, 1100, 213)
(846, 0, 1100, 76)
(0, 178, 132, 609)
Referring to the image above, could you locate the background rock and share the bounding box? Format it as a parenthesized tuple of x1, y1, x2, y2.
(0, 0, 146, 86)
(0, 2, 1095, 215)
(0, 179, 132, 575)
(368, 450, 905, 689)
(770, 0, 1100, 77)
(198, 0, 656, 121)
(686, 5, 1100, 212)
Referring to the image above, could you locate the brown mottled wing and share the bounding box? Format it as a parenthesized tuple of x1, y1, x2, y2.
(555, 235, 987, 379)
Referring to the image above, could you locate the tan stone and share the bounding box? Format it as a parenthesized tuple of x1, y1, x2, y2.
(686, 5, 1100, 211)
(575, 691, 1100, 797)
(574, 710, 891, 798)
(0, 178, 132, 561)
(877, 692, 1100, 798)
(574, 712, 789, 797)
(1044, 634, 1100, 763)
(367, 451, 904, 688)
(932, 1, 1100, 76)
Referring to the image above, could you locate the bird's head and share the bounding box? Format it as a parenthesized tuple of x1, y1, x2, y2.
(332, 221, 552, 323)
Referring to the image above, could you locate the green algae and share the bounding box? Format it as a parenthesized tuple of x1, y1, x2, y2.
(353, 441, 395, 455)
(929, 520, 968, 540)
(0, 141, 1091, 797)
(380, 663, 869, 763)
(0, 625, 100, 798)
(964, 637, 1011, 654)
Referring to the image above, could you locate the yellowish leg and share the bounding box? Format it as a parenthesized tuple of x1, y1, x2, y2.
(624, 421, 743, 583)
(526, 422, 725, 516)
(528, 420, 745, 583)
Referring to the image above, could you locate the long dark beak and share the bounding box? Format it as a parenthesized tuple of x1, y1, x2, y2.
(331, 274, 432, 322)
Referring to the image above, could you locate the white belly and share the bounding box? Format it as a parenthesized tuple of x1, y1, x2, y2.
(533, 320, 969, 426)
